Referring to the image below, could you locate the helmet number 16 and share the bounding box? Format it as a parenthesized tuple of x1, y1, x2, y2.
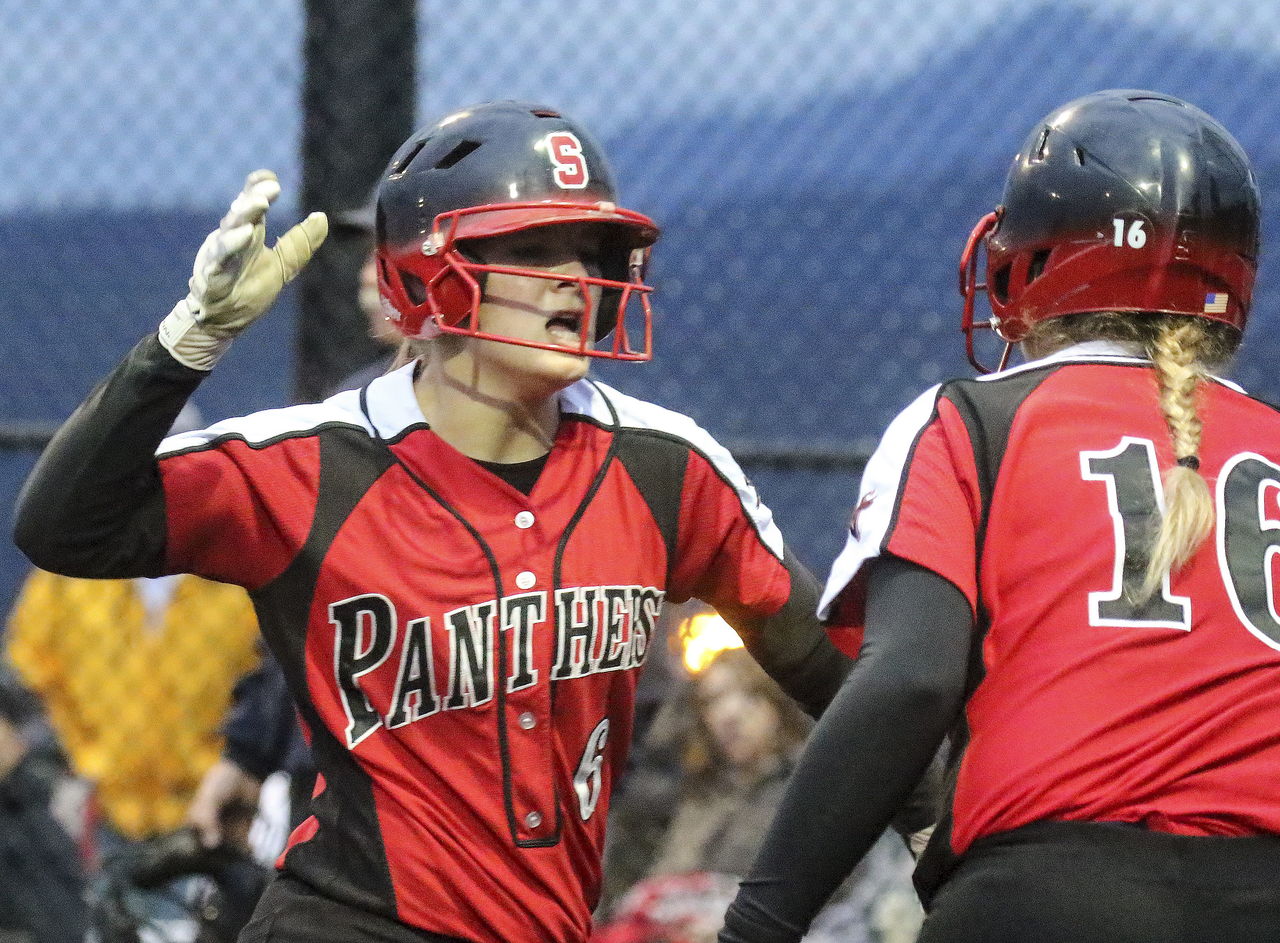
(1112, 217, 1148, 249)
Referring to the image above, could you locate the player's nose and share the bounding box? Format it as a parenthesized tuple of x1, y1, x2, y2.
(551, 258, 592, 283)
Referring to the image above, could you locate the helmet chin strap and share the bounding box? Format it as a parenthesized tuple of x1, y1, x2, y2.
(994, 340, 1013, 372)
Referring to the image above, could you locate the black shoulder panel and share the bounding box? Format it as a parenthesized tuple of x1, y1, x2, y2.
(939, 365, 1061, 541)
(611, 429, 690, 580)
(912, 364, 1061, 905)
(250, 425, 400, 916)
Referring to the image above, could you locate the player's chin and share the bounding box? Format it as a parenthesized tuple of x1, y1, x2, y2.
(516, 344, 591, 386)
(548, 349, 591, 381)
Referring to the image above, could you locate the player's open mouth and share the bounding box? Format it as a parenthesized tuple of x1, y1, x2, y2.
(546, 312, 585, 346)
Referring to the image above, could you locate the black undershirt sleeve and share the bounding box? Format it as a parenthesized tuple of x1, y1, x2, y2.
(12, 335, 206, 578)
(727, 547, 854, 719)
(717, 554, 973, 943)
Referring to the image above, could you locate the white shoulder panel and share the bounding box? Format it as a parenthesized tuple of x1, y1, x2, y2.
(562, 380, 785, 560)
(818, 384, 942, 619)
(358, 363, 427, 440)
(155, 364, 422, 456)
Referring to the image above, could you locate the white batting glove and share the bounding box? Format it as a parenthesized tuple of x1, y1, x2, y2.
(158, 170, 329, 371)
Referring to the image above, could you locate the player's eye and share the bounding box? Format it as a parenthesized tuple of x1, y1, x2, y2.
(511, 245, 562, 265)
(482, 242, 560, 267)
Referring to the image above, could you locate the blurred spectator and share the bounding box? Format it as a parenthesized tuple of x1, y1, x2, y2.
(597, 642, 921, 943)
(5, 570, 261, 843)
(322, 201, 401, 397)
(186, 651, 315, 856)
(648, 646, 811, 878)
(4, 559, 260, 938)
(0, 663, 86, 943)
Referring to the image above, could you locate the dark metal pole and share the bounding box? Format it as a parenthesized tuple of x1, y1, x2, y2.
(296, 0, 416, 403)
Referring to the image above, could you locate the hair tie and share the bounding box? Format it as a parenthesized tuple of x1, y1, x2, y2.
(1177, 455, 1201, 471)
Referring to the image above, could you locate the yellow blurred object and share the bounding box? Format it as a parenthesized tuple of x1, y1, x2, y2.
(6, 570, 261, 839)
(678, 610, 743, 674)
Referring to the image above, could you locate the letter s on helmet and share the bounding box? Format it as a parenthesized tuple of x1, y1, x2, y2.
(375, 101, 660, 360)
(959, 89, 1260, 372)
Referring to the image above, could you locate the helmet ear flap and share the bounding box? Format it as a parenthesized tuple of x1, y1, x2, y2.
(593, 243, 651, 341)
(595, 289, 620, 341)
(591, 242, 636, 340)
(427, 258, 480, 331)
(377, 250, 483, 339)
(989, 262, 1011, 304)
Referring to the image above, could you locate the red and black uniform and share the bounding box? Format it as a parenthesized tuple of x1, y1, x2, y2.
(719, 343, 1280, 943)
(14, 336, 848, 943)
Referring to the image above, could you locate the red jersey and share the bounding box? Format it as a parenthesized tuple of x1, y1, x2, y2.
(151, 364, 801, 943)
(822, 345, 1280, 866)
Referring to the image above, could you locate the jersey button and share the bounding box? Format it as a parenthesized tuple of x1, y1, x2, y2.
(515, 571, 536, 590)
(525, 811, 542, 828)
(514, 511, 535, 529)
(518, 711, 536, 730)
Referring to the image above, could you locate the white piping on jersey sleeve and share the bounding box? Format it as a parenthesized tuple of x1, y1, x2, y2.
(155, 364, 421, 457)
(155, 401, 345, 455)
(817, 384, 943, 620)
(560, 379, 786, 560)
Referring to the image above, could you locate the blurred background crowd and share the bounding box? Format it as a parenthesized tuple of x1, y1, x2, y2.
(5, 1, 1280, 941)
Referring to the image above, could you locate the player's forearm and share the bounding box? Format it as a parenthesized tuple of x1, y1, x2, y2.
(13, 334, 202, 577)
(734, 548, 853, 718)
(720, 664, 957, 941)
(719, 557, 970, 943)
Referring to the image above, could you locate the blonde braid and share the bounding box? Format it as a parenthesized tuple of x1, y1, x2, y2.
(1139, 319, 1215, 602)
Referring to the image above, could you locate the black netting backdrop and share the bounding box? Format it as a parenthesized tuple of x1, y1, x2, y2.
(3, 5, 1280, 658)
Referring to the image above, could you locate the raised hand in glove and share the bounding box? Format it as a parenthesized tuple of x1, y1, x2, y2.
(159, 169, 328, 370)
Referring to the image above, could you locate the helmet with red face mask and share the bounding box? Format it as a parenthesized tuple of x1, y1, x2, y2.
(959, 89, 1260, 372)
(375, 101, 660, 360)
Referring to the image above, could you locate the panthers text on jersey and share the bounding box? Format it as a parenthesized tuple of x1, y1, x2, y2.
(17, 337, 829, 943)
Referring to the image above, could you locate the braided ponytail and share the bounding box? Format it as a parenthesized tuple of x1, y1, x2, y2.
(1138, 319, 1216, 603)
(1025, 312, 1240, 605)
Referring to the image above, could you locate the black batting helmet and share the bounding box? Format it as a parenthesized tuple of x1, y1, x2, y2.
(960, 89, 1260, 372)
(375, 101, 660, 360)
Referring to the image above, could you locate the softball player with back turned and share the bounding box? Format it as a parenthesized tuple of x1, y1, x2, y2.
(719, 90, 1280, 943)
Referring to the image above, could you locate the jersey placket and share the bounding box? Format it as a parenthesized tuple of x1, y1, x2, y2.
(501, 503, 560, 846)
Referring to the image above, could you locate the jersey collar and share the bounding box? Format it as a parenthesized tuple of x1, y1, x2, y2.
(362, 361, 428, 439)
(985, 339, 1244, 393)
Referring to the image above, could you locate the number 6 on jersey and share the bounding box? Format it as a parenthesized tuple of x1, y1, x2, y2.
(574, 719, 609, 821)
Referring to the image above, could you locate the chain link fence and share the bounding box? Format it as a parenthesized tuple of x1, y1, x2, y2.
(6, 0, 1280, 585)
(4, 0, 1280, 933)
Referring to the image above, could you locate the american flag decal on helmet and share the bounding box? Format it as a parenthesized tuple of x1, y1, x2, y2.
(1204, 293, 1229, 314)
